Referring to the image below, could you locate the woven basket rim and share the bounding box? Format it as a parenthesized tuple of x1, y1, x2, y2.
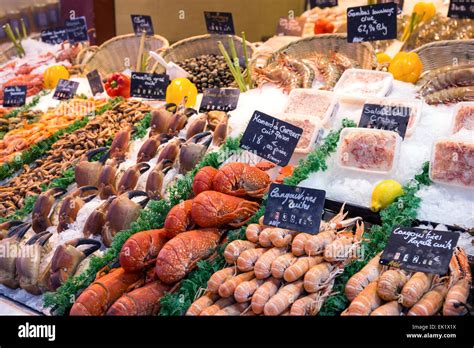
(97, 33, 170, 50)
(411, 38, 474, 54)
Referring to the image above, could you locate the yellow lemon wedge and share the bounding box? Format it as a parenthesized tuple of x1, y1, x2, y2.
(371, 180, 404, 212)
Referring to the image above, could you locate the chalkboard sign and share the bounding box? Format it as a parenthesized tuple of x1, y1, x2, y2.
(41, 27, 68, 45)
(359, 103, 411, 139)
(65, 17, 89, 43)
(380, 227, 460, 274)
(204, 12, 235, 35)
(53, 79, 79, 100)
(308, 0, 338, 9)
(448, 0, 474, 19)
(240, 111, 302, 167)
(199, 88, 240, 113)
(131, 15, 154, 35)
(276, 17, 306, 36)
(130, 72, 169, 100)
(263, 184, 326, 234)
(86, 70, 104, 95)
(347, 3, 397, 43)
(2, 85, 27, 107)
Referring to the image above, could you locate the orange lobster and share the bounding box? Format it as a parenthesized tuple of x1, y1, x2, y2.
(191, 191, 260, 228)
(193, 166, 218, 196)
(163, 200, 195, 238)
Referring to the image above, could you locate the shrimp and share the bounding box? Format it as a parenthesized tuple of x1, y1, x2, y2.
(290, 285, 333, 316)
(284, 256, 323, 283)
(407, 284, 448, 316)
(258, 228, 273, 247)
(207, 267, 235, 293)
(263, 281, 304, 316)
(341, 281, 382, 316)
(443, 247, 472, 316)
(254, 247, 287, 279)
(218, 271, 255, 298)
(214, 302, 249, 316)
(268, 228, 297, 248)
(251, 278, 281, 314)
(420, 64, 474, 96)
(370, 301, 402, 316)
(237, 248, 268, 272)
(304, 262, 340, 293)
(291, 233, 311, 256)
(234, 278, 264, 303)
(223, 240, 256, 264)
(186, 292, 219, 316)
(377, 269, 410, 301)
(345, 253, 382, 302)
(304, 231, 337, 256)
(399, 272, 433, 308)
(245, 223, 264, 243)
(271, 253, 297, 279)
(424, 86, 474, 105)
(323, 221, 364, 263)
(200, 297, 235, 316)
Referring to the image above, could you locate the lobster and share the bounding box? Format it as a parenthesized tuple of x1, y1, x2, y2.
(191, 191, 260, 228)
(192, 166, 218, 196)
(163, 199, 195, 238)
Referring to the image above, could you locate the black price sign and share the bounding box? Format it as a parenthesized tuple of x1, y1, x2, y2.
(359, 103, 411, 139)
(2, 85, 27, 107)
(380, 227, 460, 274)
(199, 88, 240, 113)
(130, 72, 169, 100)
(131, 15, 154, 35)
(53, 79, 79, 100)
(204, 12, 235, 35)
(263, 184, 326, 234)
(308, 0, 338, 9)
(240, 110, 302, 166)
(41, 27, 68, 45)
(86, 70, 104, 95)
(276, 17, 306, 36)
(347, 3, 397, 43)
(448, 0, 474, 19)
(65, 16, 89, 43)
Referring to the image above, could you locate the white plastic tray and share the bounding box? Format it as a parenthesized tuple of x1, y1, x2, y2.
(334, 68, 393, 99)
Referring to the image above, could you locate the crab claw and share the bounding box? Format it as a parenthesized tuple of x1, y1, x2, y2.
(117, 162, 151, 195)
(137, 135, 172, 163)
(150, 108, 173, 137)
(179, 131, 213, 174)
(109, 128, 131, 162)
(186, 114, 207, 140)
(57, 186, 98, 233)
(156, 138, 182, 163)
(212, 113, 228, 147)
(0, 221, 24, 240)
(75, 148, 110, 188)
(98, 159, 119, 200)
(145, 165, 173, 200)
(83, 196, 116, 237)
(6, 222, 31, 239)
(32, 187, 67, 234)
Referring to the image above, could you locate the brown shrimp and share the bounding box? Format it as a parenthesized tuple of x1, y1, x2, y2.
(237, 248, 268, 272)
(345, 253, 382, 302)
(263, 281, 304, 316)
(234, 278, 265, 303)
(377, 269, 410, 301)
(207, 267, 235, 293)
(200, 297, 235, 315)
(254, 247, 287, 279)
(245, 223, 264, 243)
(304, 231, 336, 256)
(251, 278, 281, 314)
(291, 233, 311, 256)
(218, 271, 255, 298)
(304, 262, 339, 293)
(224, 240, 256, 264)
(420, 64, 474, 95)
(271, 253, 297, 279)
(407, 284, 448, 316)
(214, 302, 249, 316)
(186, 292, 219, 316)
(370, 301, 402, 316)
(341, 281, 382, 316)
(399, 272, 433, 308)
(284, 256, 323, 283)
(268, 228, 297, 248)
(258, 228, 273, 247)
(424, 86, 474, 105)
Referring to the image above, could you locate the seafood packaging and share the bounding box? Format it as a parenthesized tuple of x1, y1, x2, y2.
(283, 89, 337, 125)
(334, 69, 393, 99)
(337, 128, 402, 175)
(429, 136, 474, 188)
(275, 113, 322, 154)
(451, 102, 474, 134)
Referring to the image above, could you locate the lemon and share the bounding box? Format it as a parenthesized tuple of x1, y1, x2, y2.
(371, 180, 404, 212)
(44, 65, 70, 89)
(376, 52, 392, 65)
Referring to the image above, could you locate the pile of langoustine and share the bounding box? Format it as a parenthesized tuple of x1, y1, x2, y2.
(187, 206, 364, 316)
(0, 102, 232, 297)
(68, 162, 272, 315)
(342, 247, 472, 316)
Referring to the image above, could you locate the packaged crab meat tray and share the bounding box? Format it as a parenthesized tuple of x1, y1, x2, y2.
(334, 69, 394, 100)
(336, 128, 402, 175)
(451, 102, 474, 134)
(283, 89, 338, 126)
(275, 113, 323, 154)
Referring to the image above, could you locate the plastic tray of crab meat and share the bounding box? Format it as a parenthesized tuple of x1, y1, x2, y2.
(337, 128, 402, 174)
(283, 89, 338, 126)
(334, 69, 393, 99)
(275, 113, 322, 154)
(451, 102, 474, 134)
(362, 97, 422, 138)
(429, 136, 474, 188)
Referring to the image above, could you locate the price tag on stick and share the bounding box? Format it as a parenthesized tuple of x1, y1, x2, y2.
(41, 28, 68, 45)
(199, 88, 240, 113)
(204, 12, 235, 35)
(240, 111, 302, 167)
(358, 103, 411, 139)
(347, 3, 397, 42)
(263, 184, 326, 234)
(447, 0, 474, 19)
(86, 70, 104, 95)
(53, 79, 79, 100)
(2, 85, 27, 107)
(130, 72, 169, 100)
(380, 227, 460, 274)
(131, 15, 154, 35)
(65, 16, 89, 43)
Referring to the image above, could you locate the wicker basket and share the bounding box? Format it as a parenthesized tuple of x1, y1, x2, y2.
(0, 45, 18, 66)
(412, 39, 474, 73)
(152, 34, 254, 73)
(252, 34, 377, 70)
(82, 33, 169, 76)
